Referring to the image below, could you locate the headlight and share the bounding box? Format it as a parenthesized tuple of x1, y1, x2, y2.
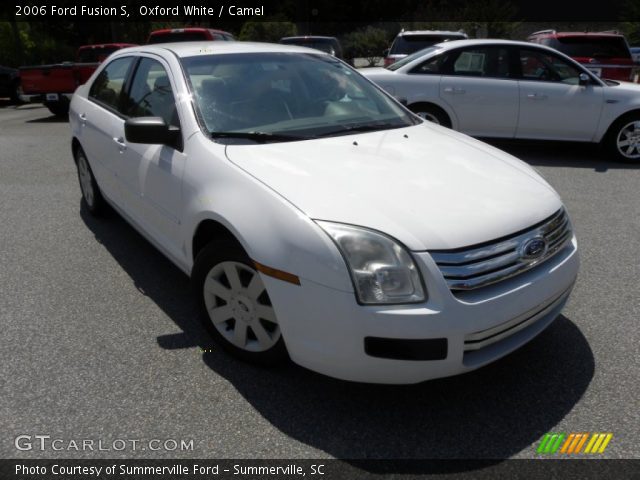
(316, 221, 426, 305)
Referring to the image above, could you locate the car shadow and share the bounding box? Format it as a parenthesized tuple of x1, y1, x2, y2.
(80, 202, 594, 472)
(26, 114, 68, 123)
(483, 139, 639, 172)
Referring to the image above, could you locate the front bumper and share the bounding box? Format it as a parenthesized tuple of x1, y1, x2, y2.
(19, 93, 73, 104)
(263, 236, 579, 384)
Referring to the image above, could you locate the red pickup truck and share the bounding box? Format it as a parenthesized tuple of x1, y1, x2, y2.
(147, 27, 234, 44)
(19, 43, 136, 116)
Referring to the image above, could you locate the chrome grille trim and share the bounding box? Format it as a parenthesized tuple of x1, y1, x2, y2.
(463, 285, 572, 351)
(430, 209, 572, 291)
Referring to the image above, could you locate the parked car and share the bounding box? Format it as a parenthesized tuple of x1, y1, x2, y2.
(0, 65, 20, 103)
(69, 42, 578, 384)
(147, 27, 234, 44)
(384, 30, 467, 67)
(279, 36, 343, 58)
(19, 43, 136, 116)
(362, 39, 640, 162)
(528, 30, 634, 82)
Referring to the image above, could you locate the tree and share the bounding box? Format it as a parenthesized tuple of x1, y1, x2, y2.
(238, 21, 297, 42)
(343, 26, 390, 66)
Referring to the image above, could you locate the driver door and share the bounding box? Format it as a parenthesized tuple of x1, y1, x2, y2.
(114, 56, 186, 259)
(515, 47, 604, 141)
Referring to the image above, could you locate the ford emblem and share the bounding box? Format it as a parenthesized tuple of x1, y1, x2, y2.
(520, 237, 548, 261)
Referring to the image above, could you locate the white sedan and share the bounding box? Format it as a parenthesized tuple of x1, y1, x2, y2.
(69, 41, 578, 384)
(362, 39, 640, 163)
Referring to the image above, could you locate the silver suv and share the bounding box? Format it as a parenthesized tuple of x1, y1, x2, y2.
(384, 30, 468, 66)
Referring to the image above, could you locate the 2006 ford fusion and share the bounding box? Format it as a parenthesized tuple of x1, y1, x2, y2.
(69, 42, 579, 384)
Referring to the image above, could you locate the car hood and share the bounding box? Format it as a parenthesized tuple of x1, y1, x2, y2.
(605, 79, 640, 96)
(225, 124, 562, 250)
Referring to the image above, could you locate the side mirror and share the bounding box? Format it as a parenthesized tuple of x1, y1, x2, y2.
(125, 117, 181, 150)
(578, 73, 590, 86)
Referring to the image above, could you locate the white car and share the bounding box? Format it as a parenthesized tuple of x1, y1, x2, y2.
(362, 39, 640, 163)
(69, 42, 579, 384)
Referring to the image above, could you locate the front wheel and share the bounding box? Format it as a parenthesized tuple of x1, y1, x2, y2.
(605, 114, 640, 163)
(74, 147, 106, 215)
(192, 241, 288, 365)
(45, 101, 69, 117)
(408, 103, 452, 128)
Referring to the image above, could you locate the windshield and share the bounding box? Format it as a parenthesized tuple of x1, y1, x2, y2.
(544, 37, 631, 59)
(390, 34, 465, 55)
(386, 46, 441, 70)
(181, 52, 417, 142)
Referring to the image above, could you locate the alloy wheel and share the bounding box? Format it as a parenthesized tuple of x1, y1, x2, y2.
(203, 261, 280, 352)
(616, 121, 640, 160)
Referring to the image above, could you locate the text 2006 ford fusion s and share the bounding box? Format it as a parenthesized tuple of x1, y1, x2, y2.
(69, 41, 578, 384)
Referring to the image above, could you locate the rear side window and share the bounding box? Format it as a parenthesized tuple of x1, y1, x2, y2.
(89, 57, 134, 111)
(410, 53, 450, 74)
(449, 47, 511, 78)
(123, 58, 179, 127)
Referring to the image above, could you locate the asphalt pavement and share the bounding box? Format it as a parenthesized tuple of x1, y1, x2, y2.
(1, 103, 638, 464)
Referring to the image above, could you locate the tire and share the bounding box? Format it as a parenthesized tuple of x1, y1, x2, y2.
(74, 147, 106, 215)
(46, 102, 69, 117)
(192, 240, 288, 365)
(409, 103, 452, 128)
(9, 80, 22, 104)
(605, 113, 640, 163)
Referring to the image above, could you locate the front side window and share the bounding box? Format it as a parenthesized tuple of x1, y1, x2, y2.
(181, 52, 418, 142)
(519, 48, 583, 84)
(88, 57, 134, 111)
(123, 58, 179, 127)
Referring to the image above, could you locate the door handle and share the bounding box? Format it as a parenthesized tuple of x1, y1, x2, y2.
(113, 136, 127, 152)
(526, 93, 548, 100)
(444, 87, 466, 94)
(78, 113, 87, 126)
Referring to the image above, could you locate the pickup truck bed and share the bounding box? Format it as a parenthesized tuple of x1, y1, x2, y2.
(19, 43, 136, 116)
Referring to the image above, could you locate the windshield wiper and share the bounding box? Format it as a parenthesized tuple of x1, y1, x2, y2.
(210, 131, 312, 143)
(315, 122, 403, 138)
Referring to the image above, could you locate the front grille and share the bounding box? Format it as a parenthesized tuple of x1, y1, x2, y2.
(463, 285, 571, 352)
(430, 209, 572, 291)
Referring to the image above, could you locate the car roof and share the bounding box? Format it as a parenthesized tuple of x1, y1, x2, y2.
(534, 31, 625, 38)
(281, 36, 338, 41)
(427, 38, 549, 50)
(113, 41, 331, 58)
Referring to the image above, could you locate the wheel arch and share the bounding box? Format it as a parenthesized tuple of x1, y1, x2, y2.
(192, 218, 246, 264)
(601, 108, 640, 143)
(71, 137, 82, 161)
(407, 101, 455, 128)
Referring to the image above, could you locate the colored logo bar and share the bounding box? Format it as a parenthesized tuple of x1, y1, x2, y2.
(537, 433, 613, 454)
